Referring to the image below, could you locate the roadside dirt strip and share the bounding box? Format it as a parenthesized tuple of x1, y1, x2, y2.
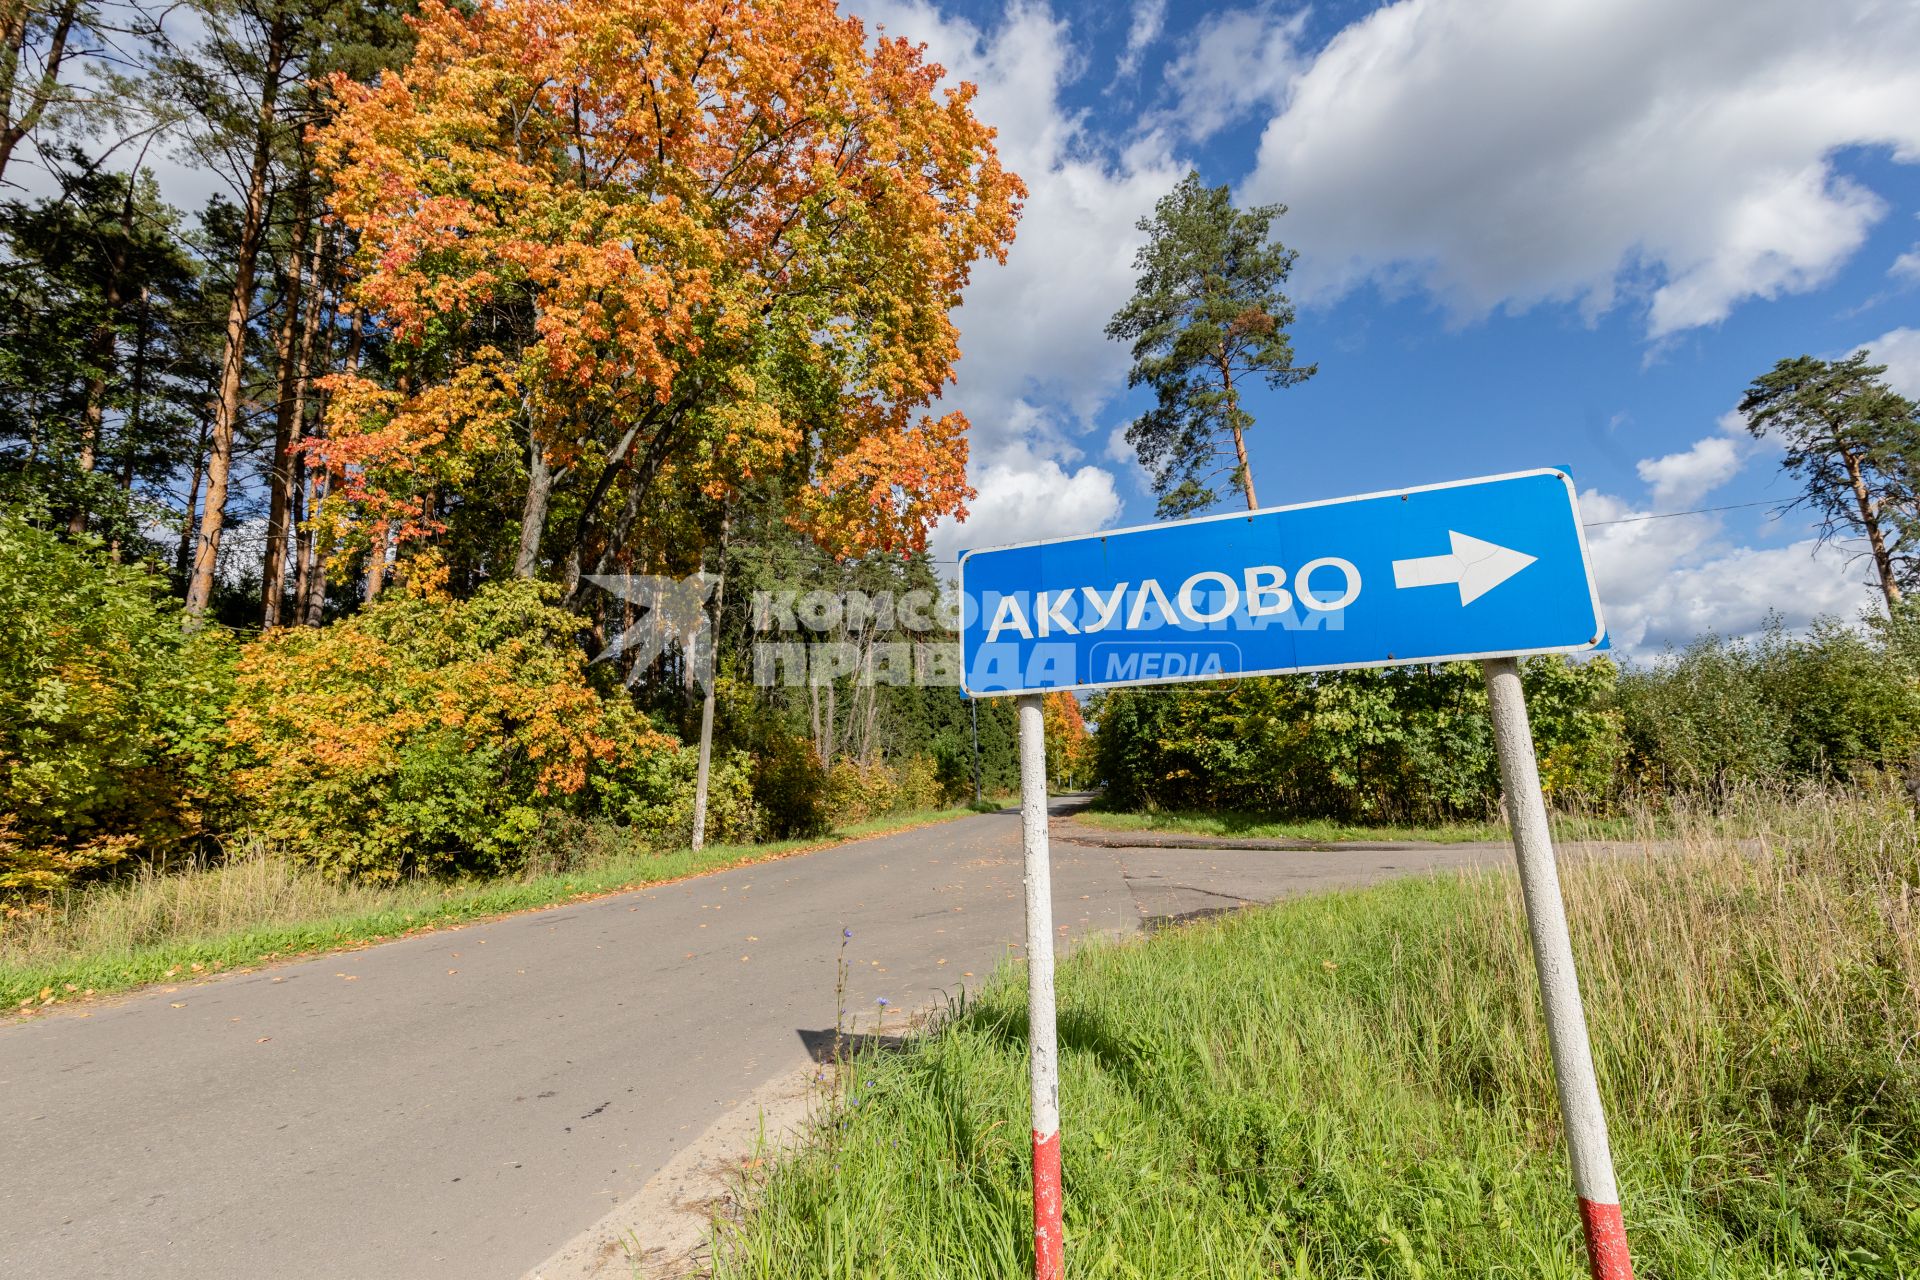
(3, 799, 1611, 1280)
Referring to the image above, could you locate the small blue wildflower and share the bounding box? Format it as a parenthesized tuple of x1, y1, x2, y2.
(842, 928, 852, 939)
(875, 996, 890, 1007)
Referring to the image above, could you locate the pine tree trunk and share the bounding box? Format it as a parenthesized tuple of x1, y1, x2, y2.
(1230, 421, 1257, 511)
(261, 190, 312, 627)
(184, 14, 288, 618)
(1844, 450, 1903, 607)
(1220, 360, 1258, 512)
(176, 415, 209, 589)
(0, 0, 78, 187)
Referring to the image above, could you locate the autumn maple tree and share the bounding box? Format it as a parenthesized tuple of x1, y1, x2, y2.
(310, 0, 1022, 593)
(1042, 691, 1094, 791)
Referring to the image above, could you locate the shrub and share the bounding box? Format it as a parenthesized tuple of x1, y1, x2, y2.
(595, 741, 760, 847)
(824, 759, 900, 825)
(1618, 618, 1920, 794)
(223, 579, 677, 879)
(737, 710, 831, 839)
(892, 753, 943, 811)
(1093, 656, 1623, 822)
(0, 512, 233, 892)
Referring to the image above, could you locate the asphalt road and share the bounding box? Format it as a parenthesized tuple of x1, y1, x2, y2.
(0, 799, 1517, 1279)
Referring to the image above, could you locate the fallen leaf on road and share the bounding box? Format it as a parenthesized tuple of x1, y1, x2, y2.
(447, 969, 459, 975)
(257, 1037, 271, 1044)
(170, 1002, 185, 1008)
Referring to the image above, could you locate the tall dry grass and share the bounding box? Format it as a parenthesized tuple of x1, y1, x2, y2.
(2, 845, 444, 979)
(1408, 784, 1920, 1142)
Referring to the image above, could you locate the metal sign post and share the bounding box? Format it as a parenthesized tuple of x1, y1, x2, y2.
(1015, 694, 1065, 1279)
(1483, 657, 1633, 1279)
(960, 468, 1633, 1277)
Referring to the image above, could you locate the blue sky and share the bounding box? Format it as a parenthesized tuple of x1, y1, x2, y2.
(869, 0, 1920, 657)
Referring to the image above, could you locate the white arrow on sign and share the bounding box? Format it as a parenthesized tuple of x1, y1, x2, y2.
(1392, 530, 1537, 606)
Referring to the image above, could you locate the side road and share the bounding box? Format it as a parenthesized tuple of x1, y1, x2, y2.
(0, 798, 1567, 1280)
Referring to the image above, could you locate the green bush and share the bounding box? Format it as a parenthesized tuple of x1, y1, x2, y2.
(223, 579, 679, 880)
(595, 742, 760, 847)
(1094, 656, 1623, 822)
(1619, 617, 1920, 793)
(820, 753, 952, 825)
(0, 512, 233, 891)
(892, 753, 943, 810)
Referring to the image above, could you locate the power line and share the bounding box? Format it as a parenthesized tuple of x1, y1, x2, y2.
(1582, 498, 1779, 528)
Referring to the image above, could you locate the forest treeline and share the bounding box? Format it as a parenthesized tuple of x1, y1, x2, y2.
(1094, 610, 1920, 822)
(0, 0, 1081, 892)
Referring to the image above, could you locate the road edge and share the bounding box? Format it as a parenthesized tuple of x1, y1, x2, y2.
(522, 1060, 828, 1280)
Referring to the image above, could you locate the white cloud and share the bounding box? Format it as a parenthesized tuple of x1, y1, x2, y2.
(1160, 6, 1307, 143)
(1863, 326, 1920, 398)
(1612, 537, 1879, 655)
(930, 444, 1122, 563)
(1238, 0, 1920, 337)
(1634, 434, 1743, 508)
(1114, 0, 1167, 80)
(854, 0, 1184, 552)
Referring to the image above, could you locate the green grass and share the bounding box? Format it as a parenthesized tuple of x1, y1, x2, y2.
(717, 788, 1920, 1278)
(1, 807, 978, 1012)
(1073, 803, 1646, 845)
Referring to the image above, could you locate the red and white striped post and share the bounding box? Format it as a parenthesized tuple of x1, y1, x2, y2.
(1015, 693, 1065, 1280)
(1482, 657, 1634, 1280)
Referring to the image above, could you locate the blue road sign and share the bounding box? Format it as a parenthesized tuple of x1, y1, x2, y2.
(957, 468, 1604, 696)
